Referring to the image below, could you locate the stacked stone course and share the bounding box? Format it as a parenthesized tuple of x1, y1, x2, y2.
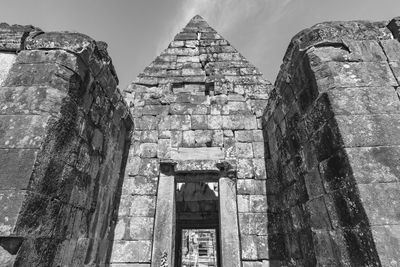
(0, 23, 132, 266)
(263, 18, 400, 266)
(0, 13, 400, 267)
(112, 15, 272, 266)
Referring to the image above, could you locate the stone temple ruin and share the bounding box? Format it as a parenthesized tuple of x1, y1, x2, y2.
(0, 14, 399, 266)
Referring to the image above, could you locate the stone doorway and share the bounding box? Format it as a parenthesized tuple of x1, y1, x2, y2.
(151, 163, 241, 267)
(175, 182, 220, 267)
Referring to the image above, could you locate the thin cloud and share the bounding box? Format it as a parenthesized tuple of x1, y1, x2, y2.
(156, 0, 293, 53)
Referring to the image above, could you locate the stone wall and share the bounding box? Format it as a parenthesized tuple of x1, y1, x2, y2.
(111, 15, 272, 267)
(0, 23, 132, 266)
(263, 18, 400, 266)
(1, 14, 400, 267)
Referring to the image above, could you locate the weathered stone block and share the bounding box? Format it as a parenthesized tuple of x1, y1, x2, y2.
(170, 103, 207, 115)
(172, 147, 224, 160)
(182, 130, 195, 146)
(237, 159, 254, 179)
(309, 40, 386, 63)
(0, 244, 16, 266)
(237, 195, 250, 212)
(134, 116, 157, 130)
(314, 61, 398, 89)
(312, 230, 342, 266)
(346, 146, 400, 184)
(324, 187, 366, 229)
(235, 130, 253, 142)
(158, 130, 171, 139)
(207, 115, 222, 129)
(191, 115, 208, 129)
(4, 62, 74, 90)
(389, 61, 400, 84)
(0, 115, 49, 148)
(0, 149, 37, 190)
(238, 195, 267, 213)
(129, 217, 154, 240)
(129, 195, 156, 217)
(141, 104, 169, 115)
(312, 119, 343, 162)
(157, 139, 171, 159)
(241, 235, 268, 260)
(170, 115, 191, 130)
(0, 190, 26, 235)
(126, 155, 141, 177)
(0, 53, 16, 86)
(336, 114, 400, 147)
(113, 218, 127, 240)
(328, 86, 400, 115)
(223, 137, 236, 158)
(222, 101, 250, 115)
(305, 196, 332, 229)
(253, 159, 266, 180)
(236, 143, 253, 158)
(0, 24, 37, 51)
(304, 168, 324, 199)
(16, 50, 85, 75)
(239, 213, 268, 235)
(222, 115, 255, 130)
(138, 159, 159, 176)
(174, 160, 220, 172)
(237, 180, 266, 195)
(358, 182, 400, 225)
(25, 32, 95, 57)
(0, 86, 66, 116)
(371, 225, 400, 267)
(319, 150, 353, 192)
(121, 176, 158, 196)
(170, 130, 182, 147)
(139, 143, 158, 158)
(118, 196, 132, 217)
(111, 240, 151, 263)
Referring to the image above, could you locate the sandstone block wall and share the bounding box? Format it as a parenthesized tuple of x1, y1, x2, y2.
(111, 16, 272, 267)
(0, 23, 132, 266)
(263, 18, 400, 266)
(1, 14, 400, 267)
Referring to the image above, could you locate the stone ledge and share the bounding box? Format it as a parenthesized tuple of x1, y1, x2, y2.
(171, 147, 224, 160)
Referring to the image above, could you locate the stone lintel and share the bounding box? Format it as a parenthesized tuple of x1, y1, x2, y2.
(171, 147, 224, 160)
(161, 158, 237, 177)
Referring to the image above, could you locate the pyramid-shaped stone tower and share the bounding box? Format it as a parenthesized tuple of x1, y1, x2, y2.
(111, 15, 273, 266)
(0, 12, 399, 267)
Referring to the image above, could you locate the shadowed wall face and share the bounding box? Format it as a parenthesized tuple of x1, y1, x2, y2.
(0, 24, 132, 266)
(263, 17, 400, 266)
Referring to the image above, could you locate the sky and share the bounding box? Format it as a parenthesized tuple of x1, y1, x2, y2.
(0, 0, 400, 89)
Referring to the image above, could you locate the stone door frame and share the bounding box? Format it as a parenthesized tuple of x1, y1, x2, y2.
(151, 161, 241, 267)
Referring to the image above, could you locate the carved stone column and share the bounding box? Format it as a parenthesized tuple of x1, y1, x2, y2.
(151, 164, 176, 267)
(219, 176, 241, 267)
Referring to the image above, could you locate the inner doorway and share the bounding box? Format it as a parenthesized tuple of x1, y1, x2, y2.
(175, 181, 221, 267)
